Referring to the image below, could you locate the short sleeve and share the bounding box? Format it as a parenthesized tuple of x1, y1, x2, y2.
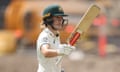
(37, 31, 50, 51)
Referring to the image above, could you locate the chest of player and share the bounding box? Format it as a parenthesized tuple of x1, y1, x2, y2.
(48, 35, 60, 49)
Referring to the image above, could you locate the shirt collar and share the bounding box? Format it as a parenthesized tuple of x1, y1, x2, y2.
(44, 28, 59, 37)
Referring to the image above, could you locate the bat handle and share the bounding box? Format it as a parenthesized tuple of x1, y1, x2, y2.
(69, 32, 81, 45)
(56, 32, 81, 65)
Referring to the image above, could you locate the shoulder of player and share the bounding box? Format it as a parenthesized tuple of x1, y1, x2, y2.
(38, 29, 51, 39)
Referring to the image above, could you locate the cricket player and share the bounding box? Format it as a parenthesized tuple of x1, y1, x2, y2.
(36, 4, 75, 72)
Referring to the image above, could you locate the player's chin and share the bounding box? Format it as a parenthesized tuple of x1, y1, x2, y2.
(56, 27, 63, 31)
(54, 26, 63, 30)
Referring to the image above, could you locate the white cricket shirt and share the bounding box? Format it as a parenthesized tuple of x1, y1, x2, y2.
(37, 28, 62, 72)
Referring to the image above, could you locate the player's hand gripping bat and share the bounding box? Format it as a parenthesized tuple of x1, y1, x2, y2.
(56, 4, 100, 65)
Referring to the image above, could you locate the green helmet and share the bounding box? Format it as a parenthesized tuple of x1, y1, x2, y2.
(42, 4, 68, 30)
(42, 4, 68, 19)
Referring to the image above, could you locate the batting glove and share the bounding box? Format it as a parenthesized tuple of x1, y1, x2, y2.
(57, 44, 76, 55)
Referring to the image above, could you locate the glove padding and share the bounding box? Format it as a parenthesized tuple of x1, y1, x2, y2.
(57, 44, 75, 55)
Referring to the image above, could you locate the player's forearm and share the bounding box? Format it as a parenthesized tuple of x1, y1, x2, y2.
(42, 49, 59, 58)
(41, 44, 60, 58)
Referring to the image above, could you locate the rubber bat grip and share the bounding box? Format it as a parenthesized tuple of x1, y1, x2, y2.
(69, 32, 81, 45)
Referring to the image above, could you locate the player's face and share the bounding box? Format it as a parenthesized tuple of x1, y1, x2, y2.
(52, 16, 64, 30)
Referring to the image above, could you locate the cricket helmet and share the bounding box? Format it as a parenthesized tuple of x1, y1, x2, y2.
(42, 4, 68, 19)
(42, 4, 68, 26)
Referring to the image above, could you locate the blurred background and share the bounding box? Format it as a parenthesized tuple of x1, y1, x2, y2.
(0, 0, 120, 72)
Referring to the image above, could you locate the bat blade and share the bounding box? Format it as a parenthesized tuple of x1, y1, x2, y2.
(68, 4, 100, 45)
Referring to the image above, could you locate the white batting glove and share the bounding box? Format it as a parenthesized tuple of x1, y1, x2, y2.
(57, 44, 76, 55)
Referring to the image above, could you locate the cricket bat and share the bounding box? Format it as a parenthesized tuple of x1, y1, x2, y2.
(68, 4, 100, 46)
(56, 4, 100, 65)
